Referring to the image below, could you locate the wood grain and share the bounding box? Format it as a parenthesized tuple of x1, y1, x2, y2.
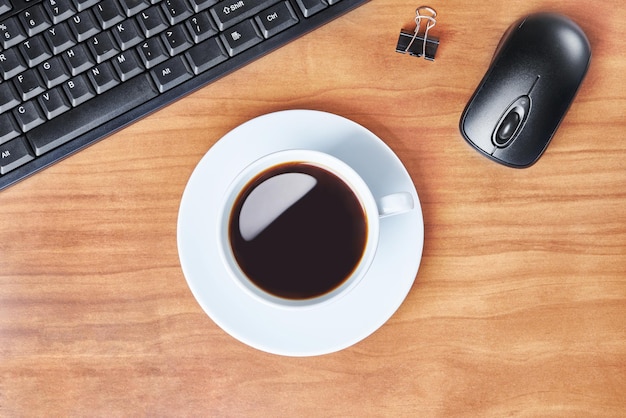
(1, 0, 625, 415)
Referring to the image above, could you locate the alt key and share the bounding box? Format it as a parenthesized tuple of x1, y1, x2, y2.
(0, 137, 34, 175)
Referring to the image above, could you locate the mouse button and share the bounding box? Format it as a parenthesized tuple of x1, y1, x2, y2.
(460, 83, 510, 154)
(555, 25, 591, 63)
(460, 76, 525, 154)
(526, 14, 591, 74)
(460, 104, 497, 154)
(527, 78, 574, 137)
(460, 120, 496, 155)
(531, 84, 570, 120)
(465, 73, 528, 125)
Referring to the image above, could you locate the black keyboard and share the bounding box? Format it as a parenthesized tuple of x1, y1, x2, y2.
(0, 0, 368, 190)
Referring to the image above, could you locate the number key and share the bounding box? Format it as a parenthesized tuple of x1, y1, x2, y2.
(0, 17, 27, 49)
(43, 0, 76, 24)
(19, 4, 52, 36)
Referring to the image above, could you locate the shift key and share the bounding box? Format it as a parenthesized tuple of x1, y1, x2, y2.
(210, 0, 280, 31)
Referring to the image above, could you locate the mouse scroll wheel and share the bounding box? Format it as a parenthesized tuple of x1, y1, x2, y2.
(493, 96, 530, 148)
(495, 111, 521, 145)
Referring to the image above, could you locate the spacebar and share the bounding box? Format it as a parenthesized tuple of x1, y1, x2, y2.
(27, 75, 159, 156)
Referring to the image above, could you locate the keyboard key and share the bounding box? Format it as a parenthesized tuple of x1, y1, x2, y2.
(94, 0, 126, 29)
(255, 1, 298, 39)
(185, 36, 227, 74)
(210, 0, 280, 31)
(19, 4, 53, 36)
(137, 6, 169, 37)
(20, 35, 53, 67)
(295, 0, 327, 17)
(137, 37, 168, 68)
(0, 48, 28, 80)
(13, 100, 46, 132)
(44, 23, 77, 54)
(88, 31, 120, 63)
(0, 0, 11, 16)
(162, 24, 193, 55)
(63, 74, 95, 106)
(38, 56, 71, 88)
(0, 113, 20, 144)
(161, 0, 193, 25)
(119, 0, 150, 17)
(150, 55, 192, 92)
(27, 74, 157, 155)
(68, 10, 101, 42)
(188, 0, 218, 13)
(14, 69, 47, 101)
(112, 18, 144, 48)
(185, 11, 217, 43)
(0, 137, 34, 174)
(43, 0, 76, 24)
(73, 0, 99, 12)
(87, 62, 120, 93)
(220, 19, 262, 57)
(62, 44, 96, 76)
(38, 87, 71, 118)
(0, 17, 28, 49)
(111, 49, 144, 80)
(0, 82, 20, 113)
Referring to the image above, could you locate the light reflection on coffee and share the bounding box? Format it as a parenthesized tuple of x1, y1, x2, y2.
(229, 162, 368, 300)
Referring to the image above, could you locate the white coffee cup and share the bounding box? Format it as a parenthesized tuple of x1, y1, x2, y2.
(218, 149, 414, 309)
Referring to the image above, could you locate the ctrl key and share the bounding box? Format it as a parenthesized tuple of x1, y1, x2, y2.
(0, 137, 34, 175)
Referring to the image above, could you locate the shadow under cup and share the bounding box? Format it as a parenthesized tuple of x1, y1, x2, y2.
(219, 150, 411, 308)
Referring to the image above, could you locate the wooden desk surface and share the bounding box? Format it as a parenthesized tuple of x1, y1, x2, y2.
(1, 0, 625, 415)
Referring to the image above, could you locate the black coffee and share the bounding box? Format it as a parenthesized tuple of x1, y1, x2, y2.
(229, 162, 368, 300)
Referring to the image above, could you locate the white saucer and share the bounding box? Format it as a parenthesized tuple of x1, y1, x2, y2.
(177, 110, 424, 356)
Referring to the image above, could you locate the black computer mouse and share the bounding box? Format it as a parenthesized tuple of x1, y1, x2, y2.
(459, 13, 591, 168)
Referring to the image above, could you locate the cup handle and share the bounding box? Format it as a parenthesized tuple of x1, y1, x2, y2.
(377, 192, 414, 218)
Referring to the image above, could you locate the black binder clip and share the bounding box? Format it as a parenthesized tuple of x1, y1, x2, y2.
(396, 6, 439, 61)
